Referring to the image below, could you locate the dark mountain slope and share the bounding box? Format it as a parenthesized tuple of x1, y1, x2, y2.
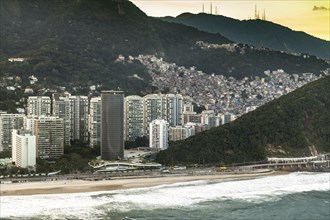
(161, 13, 329, 60)
(0, 0, 229, 93)
(0, 0, 328, 96)
(156, 76, 330, 165)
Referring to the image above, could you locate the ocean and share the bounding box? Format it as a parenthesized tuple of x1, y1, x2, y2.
(1, 172, 329, 220)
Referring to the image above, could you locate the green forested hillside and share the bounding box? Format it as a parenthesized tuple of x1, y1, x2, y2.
(0, 0, 328, 97)
(156, 76, 330, 165)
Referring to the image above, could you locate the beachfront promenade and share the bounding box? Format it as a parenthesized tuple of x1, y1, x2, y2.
(1, 154, 329, 185)
(239, 154, 330, 171)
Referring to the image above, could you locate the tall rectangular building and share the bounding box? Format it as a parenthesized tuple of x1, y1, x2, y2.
(143, 94, 184, 135)
(149, 119, 169, 150)
(166, 94, 183, 127)
(124, 95, 144, 141)
(52, 93, 88, 145)
(12, 129, 36, 170)
(27, 96, 51, 117)
(76, 96, 89, 144)
(101, 91, 124, 160)
(0, 113, 25, 152)
(88, 97, 101, 147)
(33, 116, 64, 159)
(143, 94, 167, 135)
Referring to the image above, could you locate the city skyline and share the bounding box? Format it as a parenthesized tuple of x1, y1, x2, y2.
(131, 0, 330, 41)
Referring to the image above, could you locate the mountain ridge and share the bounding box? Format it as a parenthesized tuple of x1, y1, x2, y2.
(160, 13, 329, 59)
(0, 0, 328, 98)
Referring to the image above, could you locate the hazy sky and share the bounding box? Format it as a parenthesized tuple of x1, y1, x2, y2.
(131, 0, 330, 41)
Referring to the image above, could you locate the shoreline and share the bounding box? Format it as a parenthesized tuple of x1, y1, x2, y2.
(0, 170, 287, 196)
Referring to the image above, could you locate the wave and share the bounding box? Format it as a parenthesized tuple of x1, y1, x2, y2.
(1, 172, 329, 219)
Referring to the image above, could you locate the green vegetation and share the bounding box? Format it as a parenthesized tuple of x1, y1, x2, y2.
(0, 145, 100, 176)
(0, 166, 30, 177)
(36, 145, 100, 174)
(125, 136, 149, 149)
(161, 13, 330, 59)
(0, 150, 11, 158)
(0, 0, 328, 103)
(156, 76, 330, 165)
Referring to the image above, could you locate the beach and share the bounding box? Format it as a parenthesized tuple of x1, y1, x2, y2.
(0, 170, 283, 196)
(1, 172, 329, 219)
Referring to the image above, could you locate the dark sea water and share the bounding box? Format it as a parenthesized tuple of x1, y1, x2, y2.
(1, 172, 329, 220)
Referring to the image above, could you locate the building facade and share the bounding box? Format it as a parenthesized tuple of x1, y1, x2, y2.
(88, 97, 101, 147)
(144, 94, 167, 135)
(143, 94, 184, 135)
(124, 95, 144, 141)
(166, 94, 183, 127)
(12, 129, 36, 170)
(201, 110, 220, 129)
(33, 116, 64, 158)
(27, 96, 51, 117)
(169, 126, 189, 141)
(219, 112, 236, 125)
(149, 119, 169, 150)
(101, 91, 124, 160)
(52, 93, 88, 145)
(0, 113, 25, 152)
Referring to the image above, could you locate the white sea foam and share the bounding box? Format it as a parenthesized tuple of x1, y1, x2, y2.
(1, 172, 329, 219)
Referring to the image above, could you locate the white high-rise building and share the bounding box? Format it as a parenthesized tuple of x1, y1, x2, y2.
(124, 95, 144, 141)
(12, 129, 36, 170)
(24, 116, 35, 132)
(0, 113, 25, 152)
(27, 96, 51, 117)
(88, 97, 101, 147)
(52, 93, 88, 145)
(149, 119, 169, 150)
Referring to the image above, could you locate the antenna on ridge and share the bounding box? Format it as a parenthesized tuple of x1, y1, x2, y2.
(202, 3, 204, 13)
(254, 4, 260, 19)
(254, 4, 257, 19)
(210, 2, 213, 15)
(262, 8, 266, 20)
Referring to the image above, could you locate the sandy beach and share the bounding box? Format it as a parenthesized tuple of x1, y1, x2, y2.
(0, 170, 286, 196)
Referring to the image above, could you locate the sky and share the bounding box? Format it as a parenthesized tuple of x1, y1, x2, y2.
(131, 0, 330, 41)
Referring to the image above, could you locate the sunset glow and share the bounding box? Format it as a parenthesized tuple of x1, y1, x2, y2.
(131, 0, 330, 40)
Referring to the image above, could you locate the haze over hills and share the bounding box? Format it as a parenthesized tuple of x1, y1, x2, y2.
(0, 0, 328, 98)
(156, 76, 330, 165)
(161, 13, 330, 60)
